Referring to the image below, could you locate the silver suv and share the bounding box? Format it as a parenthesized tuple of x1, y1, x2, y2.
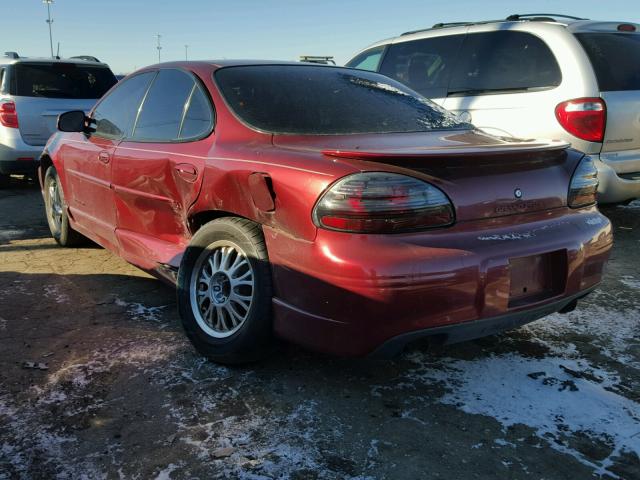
(0, 52, 117, 187)
(347, 14, 640, 204)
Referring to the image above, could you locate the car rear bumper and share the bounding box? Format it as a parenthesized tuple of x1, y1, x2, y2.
(0, 128, 42, 175)
(264, 206, 612, 357)
(595, 153, 640, 203)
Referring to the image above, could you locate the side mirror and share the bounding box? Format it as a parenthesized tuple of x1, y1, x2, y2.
(57, 110, 88, 133)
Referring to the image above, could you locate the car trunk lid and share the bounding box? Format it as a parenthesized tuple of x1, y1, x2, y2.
(274, 131, 577, 222)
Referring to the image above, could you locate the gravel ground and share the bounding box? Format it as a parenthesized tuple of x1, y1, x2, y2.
(0, 181, 638, 480)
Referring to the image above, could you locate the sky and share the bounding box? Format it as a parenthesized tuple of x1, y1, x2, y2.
(2, 0, 639, 74)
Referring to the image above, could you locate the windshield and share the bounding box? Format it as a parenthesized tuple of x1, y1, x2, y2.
(13, 62, 117, 99)
(576, 33, 640, 91)
(215, 65, 467, 135)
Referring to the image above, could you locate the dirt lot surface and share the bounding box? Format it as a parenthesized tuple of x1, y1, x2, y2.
(0, 181, 639, 480)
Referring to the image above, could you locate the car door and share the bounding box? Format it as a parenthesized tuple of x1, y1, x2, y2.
(442, 30, 563, 138)
(61, 71, 155, 251)
(377, 34, 466, 108)
(111, 68, 214, 270)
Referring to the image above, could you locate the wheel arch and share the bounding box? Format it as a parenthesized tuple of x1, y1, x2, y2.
(188, 209, 260, 236)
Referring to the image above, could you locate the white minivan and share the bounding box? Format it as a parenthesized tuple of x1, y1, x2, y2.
(347, 14, 640, 204)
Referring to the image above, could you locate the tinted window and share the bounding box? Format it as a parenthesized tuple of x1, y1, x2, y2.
(379, 35, 464, 98)
(576, 33, 640, 91)
(133, 69, 195, 141)
(179, 85, 213, 139)
(449, 31, 561, 94)
(346, 46, 385, 72)
(93, 72, 155, 139)
(13, 63, 117, 99)
(215, 65, 466, 135)
(0, 69, 4, 94)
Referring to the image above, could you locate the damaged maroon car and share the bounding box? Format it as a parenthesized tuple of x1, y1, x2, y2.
(39, 61, 612, 363)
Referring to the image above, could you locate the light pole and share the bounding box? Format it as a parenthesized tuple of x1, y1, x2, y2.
(43, 0, 54, 58)
(155, 34, 162, 63)
(184, 44, 189, 61)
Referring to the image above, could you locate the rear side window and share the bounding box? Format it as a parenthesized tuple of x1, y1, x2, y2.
(576, 33, 640, 91)
(133, 69, 199, 141)
(379, 35, 464, 98)
(13, 62, 117, 99)
(93, 72, 155, 140)
(215, 65, 466, 135)
(179, 85, 214, 139)
(346, 46, 385, 72)
(448, 31, 562, 95)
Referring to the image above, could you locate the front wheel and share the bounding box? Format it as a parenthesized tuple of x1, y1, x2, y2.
(43, 166, 84, 246)
(177, 217, 274, 364)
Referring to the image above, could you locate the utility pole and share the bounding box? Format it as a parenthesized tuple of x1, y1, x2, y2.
(43, 0, 54, 58)
(155, 34, 162, 63)
(184, 44, 189, 61)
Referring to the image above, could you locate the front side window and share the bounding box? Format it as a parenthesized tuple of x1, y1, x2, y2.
(379, 35, 465, 98)
(346, 46, 386, 72)
(215, 65, 467, 135)
(13, 62, 117, 99)
(93, 72, 155, 139)
(576, 33, 640, 91)
(133, 69, 198, 141)
(448, 31, 562, 95)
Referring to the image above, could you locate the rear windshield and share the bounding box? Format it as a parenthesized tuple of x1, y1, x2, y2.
(576, 33, 640, 91)
(13, 62, 117, 99)
(214, 65, 466, 135)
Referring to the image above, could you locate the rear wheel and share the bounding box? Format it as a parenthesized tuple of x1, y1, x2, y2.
(177, 217, 274, 364)
(43, 166, 84, 247)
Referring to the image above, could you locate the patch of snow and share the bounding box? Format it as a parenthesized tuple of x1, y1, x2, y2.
(620, 275, 640, 290)
(406, 352, 640, 478)
(43, 284, 70, 304)
(154, 463, 182, 480)
(115, 297, 168, 324)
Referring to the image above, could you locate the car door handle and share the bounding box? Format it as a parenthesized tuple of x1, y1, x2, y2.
(175, 163, 198, 182)
(98, 151, 110, 164)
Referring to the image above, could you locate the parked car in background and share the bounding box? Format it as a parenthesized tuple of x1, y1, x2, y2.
(40, 61, 611, 363)
(347, 14, 640, 204)
(0, 52, 117, 187)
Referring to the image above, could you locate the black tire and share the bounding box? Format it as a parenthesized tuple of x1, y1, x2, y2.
(43, 166, 84, 247)
(0, 174, 10, 189)
(177, 217, 274, 364)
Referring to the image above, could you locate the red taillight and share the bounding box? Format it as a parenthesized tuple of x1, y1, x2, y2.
(618, 24, 636, 32)
(555, 98, 606, 143)
(0, 101, 19, 128)
(313, 172, 454, 233)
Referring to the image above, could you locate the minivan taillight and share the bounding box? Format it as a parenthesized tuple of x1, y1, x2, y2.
(555, 98, 606, 143)
(313, 172, 454, 233)
(0, 101, 18, 128)
(568, 156, 599, 208)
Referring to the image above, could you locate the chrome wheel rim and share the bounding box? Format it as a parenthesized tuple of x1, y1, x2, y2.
(190, 241, 254, 338)
(47, 178, 63, 232)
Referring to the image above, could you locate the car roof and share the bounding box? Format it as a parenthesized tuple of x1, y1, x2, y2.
(353, 15, 640, 54)
(139, 59, 335, 70)
(0, 55, 110, 67)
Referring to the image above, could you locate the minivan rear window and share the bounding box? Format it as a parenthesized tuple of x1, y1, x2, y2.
(13, 62, 117, 99)
(576, 33, 640, 91)
(215, 65, 466, 135)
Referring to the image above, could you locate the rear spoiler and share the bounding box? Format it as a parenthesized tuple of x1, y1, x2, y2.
(321, 142, 570, 160)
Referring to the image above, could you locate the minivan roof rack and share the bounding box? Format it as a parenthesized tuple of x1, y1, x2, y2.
(401, 13, 588, 36)
(299, 55, 336, 65)
(506, 13, 587, 22)
(4, 51, 19, 59)
(69, 55, 101, 62)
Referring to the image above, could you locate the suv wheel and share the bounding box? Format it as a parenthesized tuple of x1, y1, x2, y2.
(177, 217, 274, 364)
(43, 166, 84, 246)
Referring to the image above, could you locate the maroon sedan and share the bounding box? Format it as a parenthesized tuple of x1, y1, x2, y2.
(39, 61, 612, 363)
